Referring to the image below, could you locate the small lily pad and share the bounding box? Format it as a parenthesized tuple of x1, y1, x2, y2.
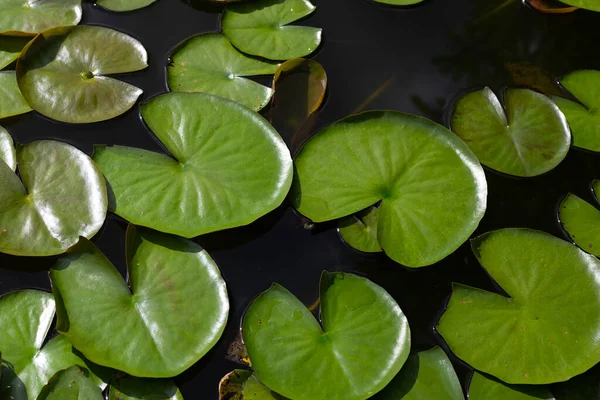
(558, 191, 600, 256)
(0, 126, 16, 170)
(556, 0, 600, 11)
(469, 372, 555, 400)
(219, 370, 285, 400)
(93, 92, 292, 238)
(167, 33, 279, 111)
(108, 373, 183, 400)
(0, 71, 32, 119)
(37, 366, 103, 400)
(0, 138, 107, 256)
(338, 206, 382, 253)
(450, 87, 571, 177)
(222, 0, 322, 60)
(17, 25, 147, 123)
(50, 225, 229, 378)
(551, 70, 600, 152)
(373, 0, 424, 5)
(243, 271, 410, 400)
(0, 36, 31, 70)
(292, 111, 487, 268)
(437, 228, 600, 384)
(96, 0, 158, 12)
(0, 0, 82, 35)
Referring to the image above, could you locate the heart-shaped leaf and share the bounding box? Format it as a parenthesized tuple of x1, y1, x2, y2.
(222, 0, 322, 60)
(556, 0, 599, 11)
(37, 366, 103, 400)
(437, 228, 600, 384)
(96, 0, 158, 12)
(16, 25, 147, 123)
(0, 126, 16, 170)
(338, 206, 382, 253)
(558, 187, 600, 256)
(469, 372, 555, 400)
(0, 35, 31, 70)
(93, 92, 293, 238)
(551, 364, 600, 399)
(0, 71, 31, 119)
(0, 290, 106, 400)
(243, 271, 410, 400)
(219, 370, 285, 400)
(108, 373, 183, 400)
(372, 347, 464, 400)
(551, 70, 600, 152)
(450, 87, 571, 177)
(0, 0, 82, 35)
(50, 225, 229, 377)
(0, 138, 107, 256)
(167, 33, 279, 111)
(292, 111, 487, 268)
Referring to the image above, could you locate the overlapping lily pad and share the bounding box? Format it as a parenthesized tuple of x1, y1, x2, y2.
(292, 111, 487, 268)
(16, 25, 147, 123)
(450, 87, 571, 177)
(0, 36, 31, 70)
(556, 0, 600, 11)
(108, 374, 183, 400)
(0, 126, 16, 170)
(0, 138, 107, 256)
(0, 0, 82, 35)
(37, 366, 104, 400)
(338, 206, 382, 253)
(0, 71, 31, 119)
(93, 92, 292, 238)
(558, 188, 600, 256)
(167, 33, 279, 111)
(50, 225, 229, 377)
(437, 228, 600, 384)
(96, 0, 158, 12)
(219, 370, 284, 400)
(469, 372, 555, 400)
(221, 0, 322, 60)
(243, 271, 410, 400)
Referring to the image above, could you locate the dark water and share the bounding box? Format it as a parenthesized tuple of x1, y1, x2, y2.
(1, 0, 600, 397)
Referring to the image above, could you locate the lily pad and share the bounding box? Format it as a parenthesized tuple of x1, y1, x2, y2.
(372, 0, 424, 5)
(219, 370, 285, 400)
(558, 191, 600, 256)
(50, 225, 229, 377)
(37, 366, 103, 400)
(551, 364, 600, 399)
(0, 126, 16, 170)
(527, 0, 578, 14)
(0, 0, 82, 35)
(372, 347, 464, 400)
(0, 290, 105, 400)
(469, 372, 555, 400)
(338, 206, 382, 253)
(96, 0, 158, 12)
(0, 138, 107, 256)
(556, 0, 600, 11)
(16, 25, 147, 123)
(0, 71, 32, 119)
(221, 0, 322, 60)
(0, 36, 31, 70)
(108, 373, 183, 400)
(292, 111, 487, 268)
(437, 228, 600, 384)
(551, 70, 600, 152)
(167, 33, 279, 111)
(243, 271, 411, 400)
(450, 87, 571, 177)
(93, 92, 292, 238)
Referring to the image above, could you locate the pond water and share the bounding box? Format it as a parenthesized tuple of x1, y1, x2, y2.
(1, 0, 599, 397)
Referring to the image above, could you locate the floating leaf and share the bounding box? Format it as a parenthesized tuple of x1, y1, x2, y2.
(338, 206, 382, 253)
(551, 364, 600, 399)
(469, 372, 555, 400)
(450, 87, 570, 177)
(0, 126, 16, 170)
(167, 33, 279, 111)
(0, 0, 82, 35)
(0, 71, 31, 119)
(17, 25, 147, 123)
(222, 0, 322, 60)
(558, 191, 600, 256)
(504, 62, 565, 97)
(219, 370, 285, 400)
(0, 138, 107, 256)
(243, 271, 410, 400)
(437, 229, 600, 384)
(50, 225, 229, 377)
(372, 0, 424, 5)
(108, 373, 183, 400)
(0, 35, 31, 70)
(93, 92, 292, 238)
(556, 0, 600, 11)
(552, 70, 600, 152)
(526, 0, 578, 13)
(37, 366, 103, 400)
(96, 0, 158, 12)
(292, 111, 487, 268)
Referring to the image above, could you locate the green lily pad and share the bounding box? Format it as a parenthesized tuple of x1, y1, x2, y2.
(16, 25, 147, 123)
(0, 36, 31, 70)
(450, 87, 571, 177)
(37, 366, 103, 400)
(221, 0, 322, 60)
(552, 70, 600, 152)
(0, 138, 107, 256)
(243, 271, 410, 400)
(0, 71, 32, 119)
(0, 126, 16, 170)
(93, 92, 292, 238)
(0, 0, 82, 35)
(108, 373, 183, 400)
(0, 290, 105, 400)
(96, 0, 158, 12)
(437, 228, 600, 384)
(338, 206, 382, 253)
(167, 33, 279, 111)
(50, 225, 229, 377)
(292, 111, 487, 268)
(556, 0, 600, 11)
(372, 347, 464, 400)
(551, 364, 600, 399)
(219, 370, 285, 400)
(558, 192, 600, 256)
(373, 0, 425, 5)
(469, 372, 555, 400)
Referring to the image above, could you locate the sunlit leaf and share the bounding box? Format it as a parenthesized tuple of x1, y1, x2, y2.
(0, 71, 31, 119)
(338, 206, 382, 253)
(558, 189, 600, 256)
(0, 126, 16, 170)
(96, 0, 158, 12)
(0, 0, 81, 35)
(556, 0, 600, 11)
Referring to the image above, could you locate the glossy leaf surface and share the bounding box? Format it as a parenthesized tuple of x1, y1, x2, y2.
(96, 0, 158, 11)
(559, 193, 600, 256)
(108, 374, 183, 400)
(93, 92, 292, 238)
(0, 126, 16, 170)
(37, 366, 103, 400)
(469, 372, 555, 400)
(0, 36, 30, 70)
(338, 206, 382, 253)
(219, 370, 285, 400)
(437, 229, 600, 384)
(0, 71, 32, 119)
(50, 225, 229, 377)
(451, 87, 570, 177)
(0, 0, 81, 35)
(292, 111, 487, 267)
(557, 0, 600, 11)
(17, 25, 147, 123)
(243, 272, 410, 400)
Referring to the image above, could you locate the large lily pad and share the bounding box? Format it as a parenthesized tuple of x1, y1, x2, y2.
(292, 111, 487, 268)
(450, 87, 570, 177)
(108, 374, 183, 400)
(96, 0, 158, 12)
(0, 138, 107, 256)
(93, 92, 292, 238)
(0, 71, 32, 119)
(167, 33, 279, 111)
(557, 0, 600, 11)
(338, 206, 382, 253)
(37, 366, 103, 400)
(243, 271, 410, 400)
(219, 370, 285, 400)
(50, 225, 229, 377)
(558, 191, 600, 256)
(0, 0, 81, 35)
(552, 70, 600, 152)
(221, 0, 322, 60)
(437, 228, 600, 384)
(0, 290, 105, 400)
(16, 25, 147, 123)
(0, 126, 16, 170)
(469, 372, 555, 400)
(0, 36, 31, 70)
